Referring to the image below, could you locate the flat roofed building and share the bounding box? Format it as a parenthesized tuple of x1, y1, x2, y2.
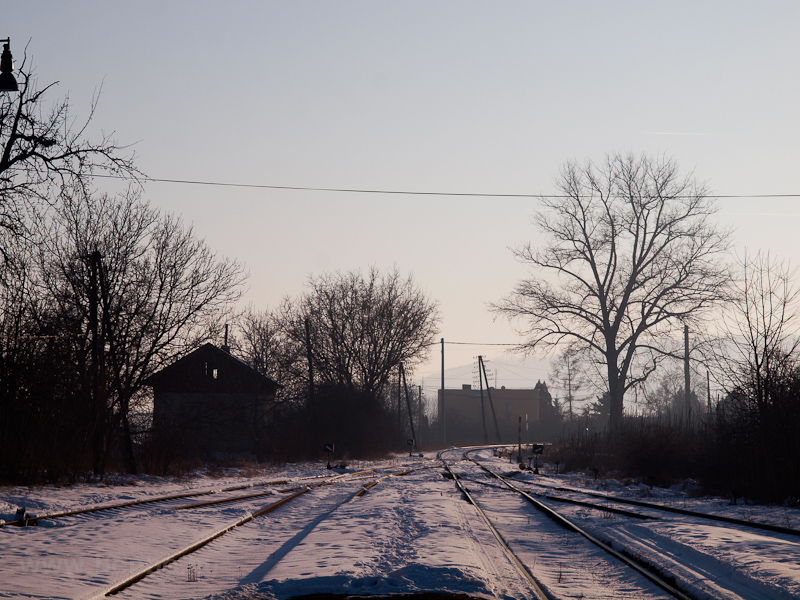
(438, 385, 539, 447)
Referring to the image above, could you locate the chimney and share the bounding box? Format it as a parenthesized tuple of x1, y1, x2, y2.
(221, 324, 230, 353)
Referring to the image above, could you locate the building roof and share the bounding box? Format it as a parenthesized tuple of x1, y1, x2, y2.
(143, 343, 280, 393)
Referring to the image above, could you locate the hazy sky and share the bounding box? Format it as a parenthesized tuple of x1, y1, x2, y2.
(8, 2, 800, 400)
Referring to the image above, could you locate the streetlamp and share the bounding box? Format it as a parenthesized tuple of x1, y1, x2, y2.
(0, 38, 19, 92)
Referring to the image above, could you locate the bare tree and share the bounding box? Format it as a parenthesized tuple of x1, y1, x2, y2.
(706, 251, 800, 501)
(33, 189, 245, 474)
(237, 268, 439, 459)
(0, 43, 139, 240)
(549, 348, 590, 420)
(640, 369, 705, 421)
(281, 267, 440, 401)
(494, 153, 731, 433)
(714, 251, 800, 411)
(231, 306, 303, 403)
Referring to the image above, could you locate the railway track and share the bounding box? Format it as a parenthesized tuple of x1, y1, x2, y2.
(438, 452, 550, 599)
(469, 449, 800, 538)
(461, 444, 800, 539)
(1, 462, 428, 527)
(440, 448, 686, 600)
(455, 447, 800, 600)
(0, 478, 291, 527)
(544, 482, 800, 537)
(4, 451, 798, 599)
(72, 462, 436, 599)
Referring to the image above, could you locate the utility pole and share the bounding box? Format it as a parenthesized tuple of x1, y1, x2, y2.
(479, 355, 501, 443)
(400, 363, 417, 452)
(418, 385, 423, 446)
(304, 317, 314, 406)
(89, 250, 104, 476)
(478, 355, 488, 445)
(96, 257, 136, 475)
(567, 357, 573, 420)
(397, 368, 402, 428)
(684, 324, 691, 424)
(441, 338, 445, 445)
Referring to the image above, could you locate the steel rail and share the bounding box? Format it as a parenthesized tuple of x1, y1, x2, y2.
(440, 455, 551, 600)
(457, 445, 800, 537)
(537, 494, 660, 519)
(549, 485, 800, 537)
(453, 466, 660, 521)
(81, 471, 390, 600)
(349, 463, 438, 498)
(2, 461, 432, 525)
(170, 464, 434, 510)
(466, 456, 693, 600)
(2, 468, 392, 526)
(80, 487, 312, 600)
(478, 479, 660, 521)
(0, 478, 293, 527)
(169, 472, 359, 510)
(171, 489, 277, 510)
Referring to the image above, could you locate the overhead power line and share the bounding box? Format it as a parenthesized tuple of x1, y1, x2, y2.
(441, 341, 519, 346)
(93, 174, 800, 200)
(97, 174, 541, 198)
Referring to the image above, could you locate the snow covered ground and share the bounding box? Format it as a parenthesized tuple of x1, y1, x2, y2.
(1, 450, 799, 600)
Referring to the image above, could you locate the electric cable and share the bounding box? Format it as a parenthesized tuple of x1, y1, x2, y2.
(93, 174, 800, 201)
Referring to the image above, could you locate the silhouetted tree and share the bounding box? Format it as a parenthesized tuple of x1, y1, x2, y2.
(282, 267, 439, 400)
(232, 306, 300, 394)
(0, 189, 245, 480)
(584, 391, 611, 430)
(713, 251, 799, 413)
(706, 251, 800, 500)
(533, 380, 563, 441)
(550, 348, 589, 420)
(494, 153, 731, 434)
(0, 45, 138, 241)
(270, 267, 440, 456)
(642, 369, 705, 422)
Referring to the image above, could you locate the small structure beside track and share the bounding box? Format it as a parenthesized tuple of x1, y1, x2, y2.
(146, 343, 280, 458)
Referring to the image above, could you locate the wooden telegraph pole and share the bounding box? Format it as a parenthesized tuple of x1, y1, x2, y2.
(441, 338, 445, 445)
(89, 250, 104, 476)
(400, 363, 417, 453)
(684, 324, 691, 424)
(478, 356, 502, 443)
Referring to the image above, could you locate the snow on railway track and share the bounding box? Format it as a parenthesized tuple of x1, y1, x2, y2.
(0, 465, 414, 527)
(0, 479, 291, 527)
(113, 461, 537, 600)
(542, 493, 800, 599)
(1, 466, 416, 599)
(520, 478, 800, 538)
(3, 451, 800, 599)
(466, 449, 800, 600)
(442, 449, 679, 600)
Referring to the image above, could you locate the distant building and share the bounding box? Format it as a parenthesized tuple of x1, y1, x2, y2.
(438, 385, 539, 446)
(145, 343, 280, 458)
